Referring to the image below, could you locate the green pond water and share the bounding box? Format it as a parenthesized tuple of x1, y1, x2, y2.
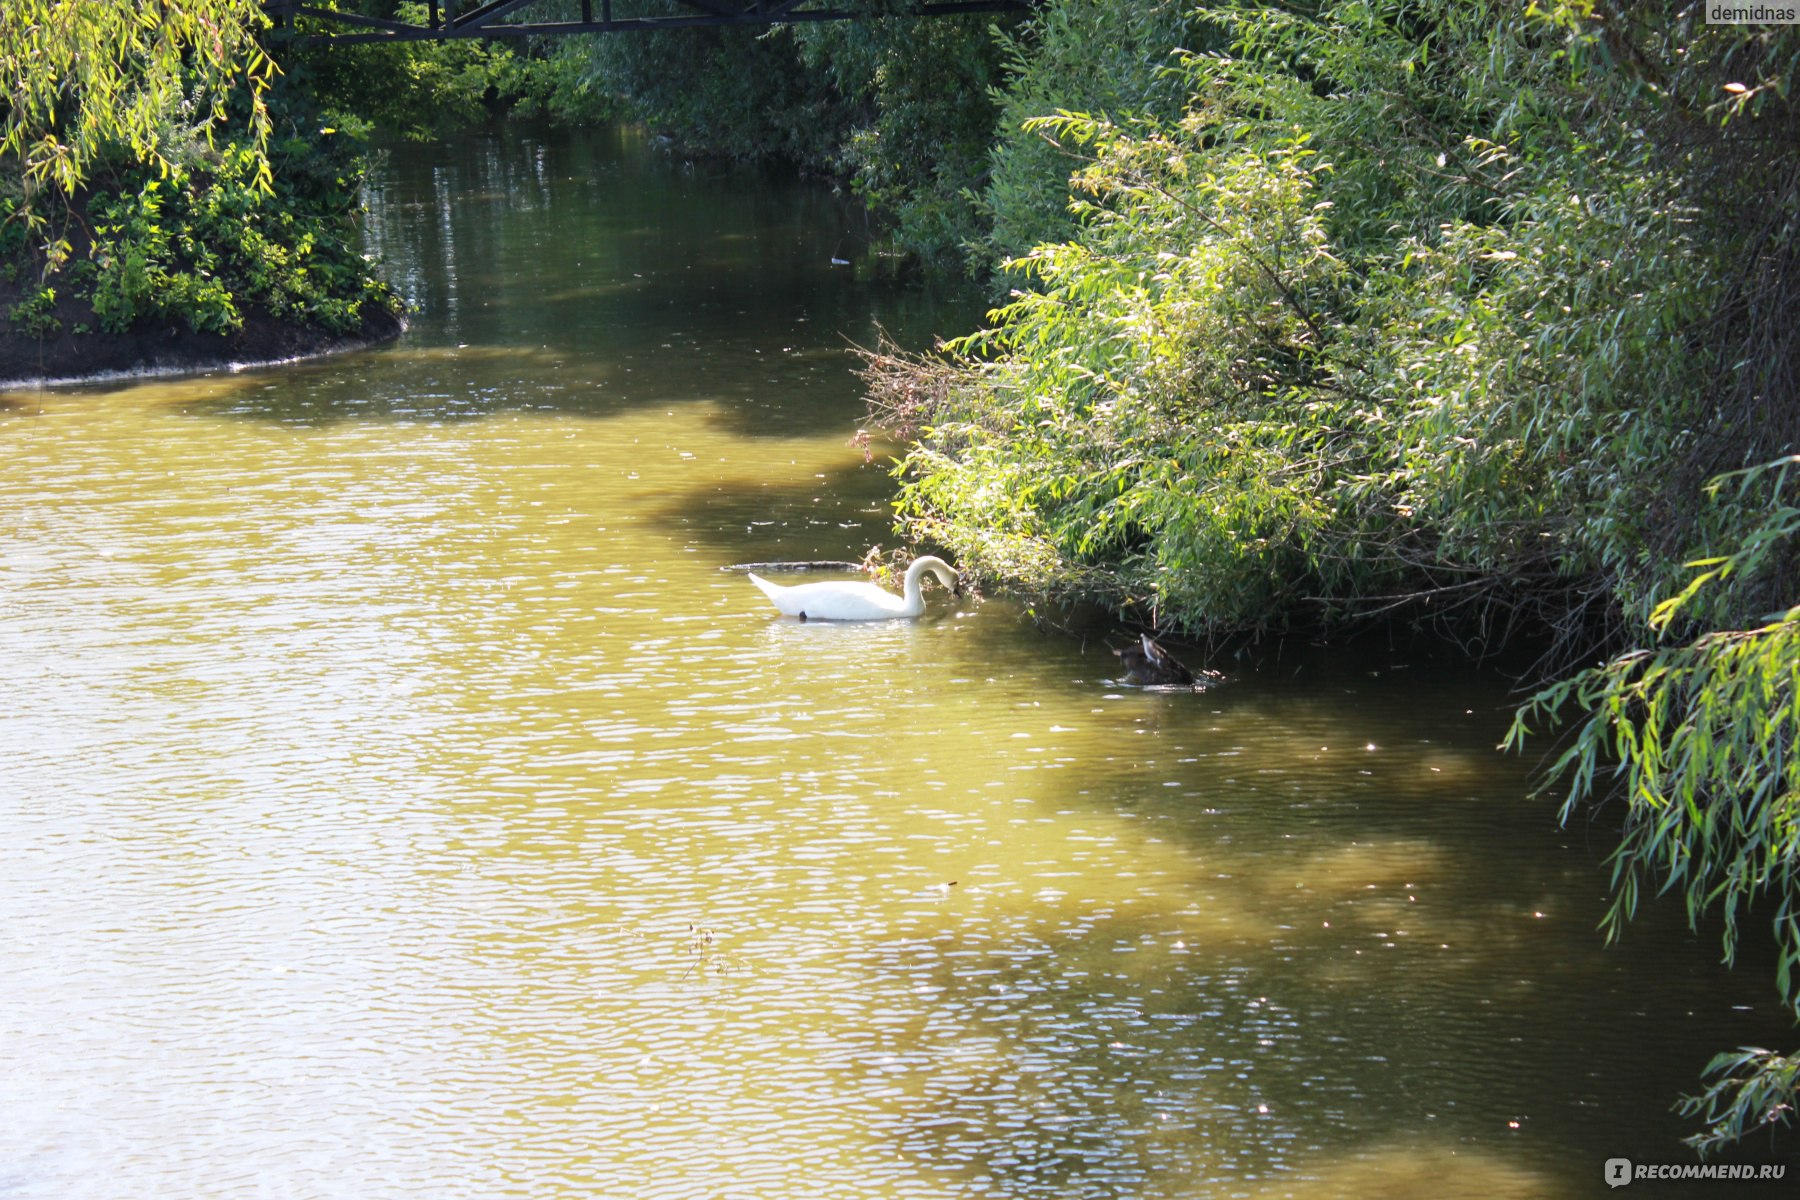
(1, 123, 1794, 1199)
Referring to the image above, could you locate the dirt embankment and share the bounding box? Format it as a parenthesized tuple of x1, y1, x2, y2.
(0, 286, 406, 387)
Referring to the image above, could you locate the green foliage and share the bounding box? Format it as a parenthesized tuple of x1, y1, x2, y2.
(1524, 588, 1800, 964)
(0, 0, 274, 204)
(561, 5, 855, 166)
(90, 179, 236, 335)
(880, 1, 1795, 635)
(1679, 1047, 1800, 1157)
(819, 14, 1006, 266)
(283, 2, 582, 140)
(84, 140, 397, 337)
(1508, 458, 1800, 1151)
(978, 0, 1199, 267)
(892, 113, 1361, 626)
(7, 285, 59, 338)
(545, 0, 1012, 268)
(0, 196, 28, 261)
(0, 0, 399, 348)
(1508, 460, 1800, 985)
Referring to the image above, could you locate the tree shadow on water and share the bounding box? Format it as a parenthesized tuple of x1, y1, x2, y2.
(153, 336, 876, 439)
(648, 455, 902, 566)
(761, 643, 1800, 1196)
(153, 343, 621, 425)
(848, 875, 1800, 1200)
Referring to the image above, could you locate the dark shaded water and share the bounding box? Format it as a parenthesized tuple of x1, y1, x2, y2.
(1, 123, 1793, 1199)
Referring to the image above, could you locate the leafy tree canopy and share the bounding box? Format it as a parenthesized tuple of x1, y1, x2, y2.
(0, 0, 275, 205)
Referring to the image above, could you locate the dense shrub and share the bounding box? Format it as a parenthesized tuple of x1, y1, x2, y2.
(882, 3, 1731, 637)
(815, 14, 1007, 266)
(977, 0, 1199, 268)
(85, 138, 397, 336)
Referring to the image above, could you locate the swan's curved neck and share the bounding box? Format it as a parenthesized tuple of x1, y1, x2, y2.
(901, 557, 932, 608)
(900, 556, 951, 613)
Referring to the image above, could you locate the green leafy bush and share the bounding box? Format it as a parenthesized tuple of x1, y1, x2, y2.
(879, 1, 1785, 637)
(7, 284, 59, 337)
(977, 0, 1198, 268)
(84, 139, 393, 337)
(819, 13, 1006, 267)
(890, 115, 1360, 627)
(89, 179, 239, 334)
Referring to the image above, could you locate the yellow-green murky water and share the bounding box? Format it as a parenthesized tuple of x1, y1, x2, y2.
(1, 125, 1793, 1199)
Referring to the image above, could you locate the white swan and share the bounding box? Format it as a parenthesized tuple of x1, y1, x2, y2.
(747, 556, 959, 621)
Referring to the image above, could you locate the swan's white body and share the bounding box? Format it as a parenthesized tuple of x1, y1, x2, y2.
(747, 556, 958, 621)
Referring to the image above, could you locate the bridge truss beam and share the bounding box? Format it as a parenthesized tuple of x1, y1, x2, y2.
(264, 1, 1029, 45)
